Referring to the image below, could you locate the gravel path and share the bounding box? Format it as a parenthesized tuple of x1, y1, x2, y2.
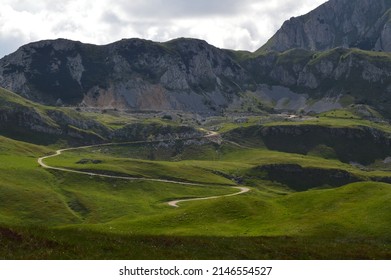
(167, 186, 250, 208)
(37, 135, 250, 208)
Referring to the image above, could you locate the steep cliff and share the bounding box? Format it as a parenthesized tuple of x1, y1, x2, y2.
(260, 0, 391, 52)
(0, 86, 203, 146)
(225, 124, 391, 164)
(242, 48, 391, 114)
(0, 38, 249, 113)
(0, 87, 111, 145)
(2, 38, 391, 115)
(1, 0, 391, 116)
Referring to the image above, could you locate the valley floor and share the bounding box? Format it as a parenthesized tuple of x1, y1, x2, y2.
(1, 130, 391, 259)
(1, 104, 391, 260)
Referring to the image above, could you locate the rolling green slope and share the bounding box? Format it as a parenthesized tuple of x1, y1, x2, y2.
(1, 178, 390, 259)
(28, 137, 391, 259)
(1, 100, 391, 259)
(0, 136, 79, 225)
(0, 87, 109, 145)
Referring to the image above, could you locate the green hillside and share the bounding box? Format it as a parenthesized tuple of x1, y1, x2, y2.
(1, 125, 390, 259)
(1, 86, 391, 259)
(2, 0, 391, 261)
(0, 87, 109, 145)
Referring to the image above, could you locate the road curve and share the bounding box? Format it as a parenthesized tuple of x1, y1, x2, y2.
(38, 136, 250, 207)
(38, 144, 210, 186)
(167, 186, 250, 208)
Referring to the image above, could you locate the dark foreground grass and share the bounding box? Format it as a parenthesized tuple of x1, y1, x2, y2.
(1, 226, 390, 260)
(1, 135, 391, 260)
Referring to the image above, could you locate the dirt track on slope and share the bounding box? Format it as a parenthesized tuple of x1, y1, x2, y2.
(167, 186, 250, 208)
(37, 136, 250, 208)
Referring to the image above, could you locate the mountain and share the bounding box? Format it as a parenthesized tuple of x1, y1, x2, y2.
(0, 86, 112, 145)
(0, 86, 202, 146)
(2, 0, 391, 261)
(2, 38, 391, 116)
(1, 0, 391, 117)
(0, 38, 249, 113)
(241, 48, 391, 116)
(261, 0, 391, 52)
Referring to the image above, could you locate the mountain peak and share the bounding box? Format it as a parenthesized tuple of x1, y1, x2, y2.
(260, 0, 391, 52)
(18, 38, 83, 53)
(0, 37, 248, 112)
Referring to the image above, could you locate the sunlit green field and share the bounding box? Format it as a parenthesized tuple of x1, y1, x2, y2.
(1, 130, 391, 259)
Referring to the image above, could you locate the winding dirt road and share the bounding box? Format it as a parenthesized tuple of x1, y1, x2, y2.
(37, 136, 250, 207)
(167, 186, 250, 208)
(38, 144, 210, 186)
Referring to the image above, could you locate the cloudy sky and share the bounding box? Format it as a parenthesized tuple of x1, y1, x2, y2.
(0, 0, 327, 58)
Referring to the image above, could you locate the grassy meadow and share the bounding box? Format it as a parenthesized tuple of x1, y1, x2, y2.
(1, 105, 391, 259)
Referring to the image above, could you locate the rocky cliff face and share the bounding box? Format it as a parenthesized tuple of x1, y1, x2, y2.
(2, 38, 391, 116)
(260, 124, 391, 164)
(0, 87, 110, 145)
(0, 38, 249, 113)
(261, 0, 391, 52)
(243, 48, 391, 111)
(0, 86, 207, 146)
(1, 0, 391, 116)
(255, 164, 360, 191)
(0, 105, 109, 145)
(224, 124, 391, 164)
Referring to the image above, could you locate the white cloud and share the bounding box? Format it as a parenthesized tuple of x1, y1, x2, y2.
(0, 0, 327, 58)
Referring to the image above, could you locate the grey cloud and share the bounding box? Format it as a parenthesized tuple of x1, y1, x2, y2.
(4, 0, 69, 13)
(240, 21, 262, 40)
(0, 34, 28, 58)
(129, 20, 187, 42)
(0, 0, 327, 57)
(101, 11, 127, 26)
(117, 0, 254, 19)
(4, 0, 45, 13)
(261, 1, 322, 22)
(51, 20, 80, 34)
